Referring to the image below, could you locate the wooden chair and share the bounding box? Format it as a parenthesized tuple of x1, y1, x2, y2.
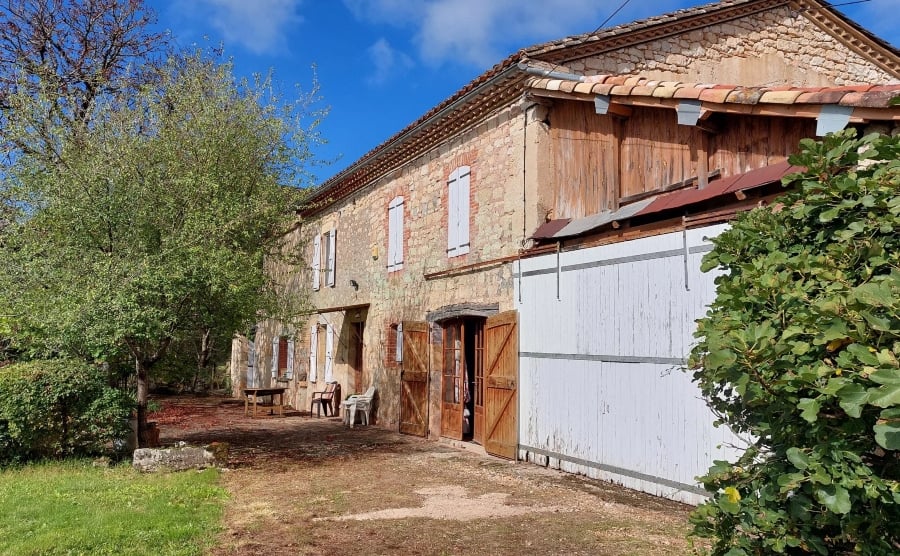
(310, 381, 340, 417)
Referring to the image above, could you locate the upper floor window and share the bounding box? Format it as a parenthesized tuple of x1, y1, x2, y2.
(447, 166, 470, 257)
(387, 196, 404, 272)
(311, 228, 337, 290)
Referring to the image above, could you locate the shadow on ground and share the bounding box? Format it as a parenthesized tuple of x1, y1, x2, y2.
(154, 395, 439, 469)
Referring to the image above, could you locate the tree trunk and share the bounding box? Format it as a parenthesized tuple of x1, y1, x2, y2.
(135, 357, 150, 448)
(193, 328, 212, 393)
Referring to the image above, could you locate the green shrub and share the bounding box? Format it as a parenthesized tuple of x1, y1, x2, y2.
(689, 130, 900, 555)
(0, 359, 133, 463)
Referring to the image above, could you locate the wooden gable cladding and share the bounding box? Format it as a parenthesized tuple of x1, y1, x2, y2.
(708, 114, 816, 175)
(620, 108, 705, 200)
(550, 102, 620, 217)
(548, 98, 828, 221)
(549, 102, 706, 219)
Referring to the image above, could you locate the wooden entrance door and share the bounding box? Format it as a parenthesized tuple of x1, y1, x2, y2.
(484, 311, 518, 459)
(399, 321, 429, 437)
(441, 321, 464, 440)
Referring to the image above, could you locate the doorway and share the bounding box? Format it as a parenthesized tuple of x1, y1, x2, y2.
(350, 321, 365, 393)
(440, 317, 485, 444)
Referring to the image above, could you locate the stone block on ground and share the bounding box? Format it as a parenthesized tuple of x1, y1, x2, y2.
(132, 442, 229, 472)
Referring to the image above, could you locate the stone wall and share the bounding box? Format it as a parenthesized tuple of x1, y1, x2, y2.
(567, 7, 897, 86)
(243, 102, 527, 435)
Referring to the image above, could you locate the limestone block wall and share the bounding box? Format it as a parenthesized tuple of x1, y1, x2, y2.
(280, 102, 528, 431)
(567, 7, 898, 86)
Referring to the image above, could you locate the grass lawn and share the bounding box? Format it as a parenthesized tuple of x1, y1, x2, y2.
(0, 460, 227, 556)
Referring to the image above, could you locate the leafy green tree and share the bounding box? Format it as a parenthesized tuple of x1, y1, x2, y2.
(0, 51, 322, 444)
(688, 129, 900, 554)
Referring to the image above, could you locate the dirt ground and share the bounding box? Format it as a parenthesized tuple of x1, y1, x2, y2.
(153, 395, 697, 556)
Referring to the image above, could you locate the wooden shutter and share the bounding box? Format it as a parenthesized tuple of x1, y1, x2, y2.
(312, 234, 321, 290)
(484, 311, 518, 460)
(324, 324, 334, 382)
(286, 338, 295, 379)
(388, 196, 404, 271)
(399, 321, 429, 436)
(271, 337, 278, 379)
(309, 325, 318, 383)
(326, 228, 336, 287)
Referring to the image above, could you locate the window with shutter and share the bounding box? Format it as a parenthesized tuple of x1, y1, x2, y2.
(312, 234, 321, 290)
(447, 166, 470, 257)
(388, 196, 404, 272)
(309, 325, 318, 383)
(326, 228, 336, 287)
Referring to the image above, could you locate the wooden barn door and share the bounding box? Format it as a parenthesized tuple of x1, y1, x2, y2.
(399, 321, 429, 437)
(484, 311, 518, 459)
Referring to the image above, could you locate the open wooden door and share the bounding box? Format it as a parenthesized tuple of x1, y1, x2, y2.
(399, 321, 429, 436)
(440, 322, 464, 440)
(484, 311, 518, 459)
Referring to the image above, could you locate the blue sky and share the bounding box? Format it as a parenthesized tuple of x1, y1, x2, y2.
(146, 0, 899, 185)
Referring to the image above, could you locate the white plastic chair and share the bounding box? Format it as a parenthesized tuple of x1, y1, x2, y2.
(342, 386, 375, 428)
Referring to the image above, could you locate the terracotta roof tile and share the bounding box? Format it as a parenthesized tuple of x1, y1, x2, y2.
(699, 88, 733, 103)
(673, 87, 703, 100)
(591, 83, 616, 95)
(840, 89, 898, 107)
(545, 79, 564, 91)
(630, 85, 656, 96)
(758, 90, 805, 103)
(611, 84, 636, 95)
(726, 88, 763, 104)
(573, 82, 595, 95)
(525, 73, 900, 114)
(652, 86, 679, 99)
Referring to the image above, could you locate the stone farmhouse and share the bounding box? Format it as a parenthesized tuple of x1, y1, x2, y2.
(231, 0, 900, 502)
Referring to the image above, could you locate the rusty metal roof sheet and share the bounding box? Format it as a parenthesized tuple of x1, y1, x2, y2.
(535, 161, 803, 241)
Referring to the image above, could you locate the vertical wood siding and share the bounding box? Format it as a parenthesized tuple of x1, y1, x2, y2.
(515, 225, 746, 505)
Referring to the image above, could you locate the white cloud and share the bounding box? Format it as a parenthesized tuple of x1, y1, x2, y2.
(185, 0, 304, 55)
(367, 38, 415, 85)
(343, 0, 698, 68)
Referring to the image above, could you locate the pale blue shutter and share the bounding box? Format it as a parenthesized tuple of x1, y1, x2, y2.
(271, 337, 278, 380)
(312, 234, 321, 290)
(324, 324, 334, 382)
(286, 338, 294, 379)
(388, 196, 404, 271)
(326, 228, 336, 287)
(309, 325, 318, 383)
(447, 172, 459, 256)
(457, 167, 470, 255)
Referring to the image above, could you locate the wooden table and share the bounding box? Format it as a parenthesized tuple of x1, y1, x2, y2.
(243, 387, 286, 417)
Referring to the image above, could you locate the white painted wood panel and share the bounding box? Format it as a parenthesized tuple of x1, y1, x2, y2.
(515, 224, 744, 505)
